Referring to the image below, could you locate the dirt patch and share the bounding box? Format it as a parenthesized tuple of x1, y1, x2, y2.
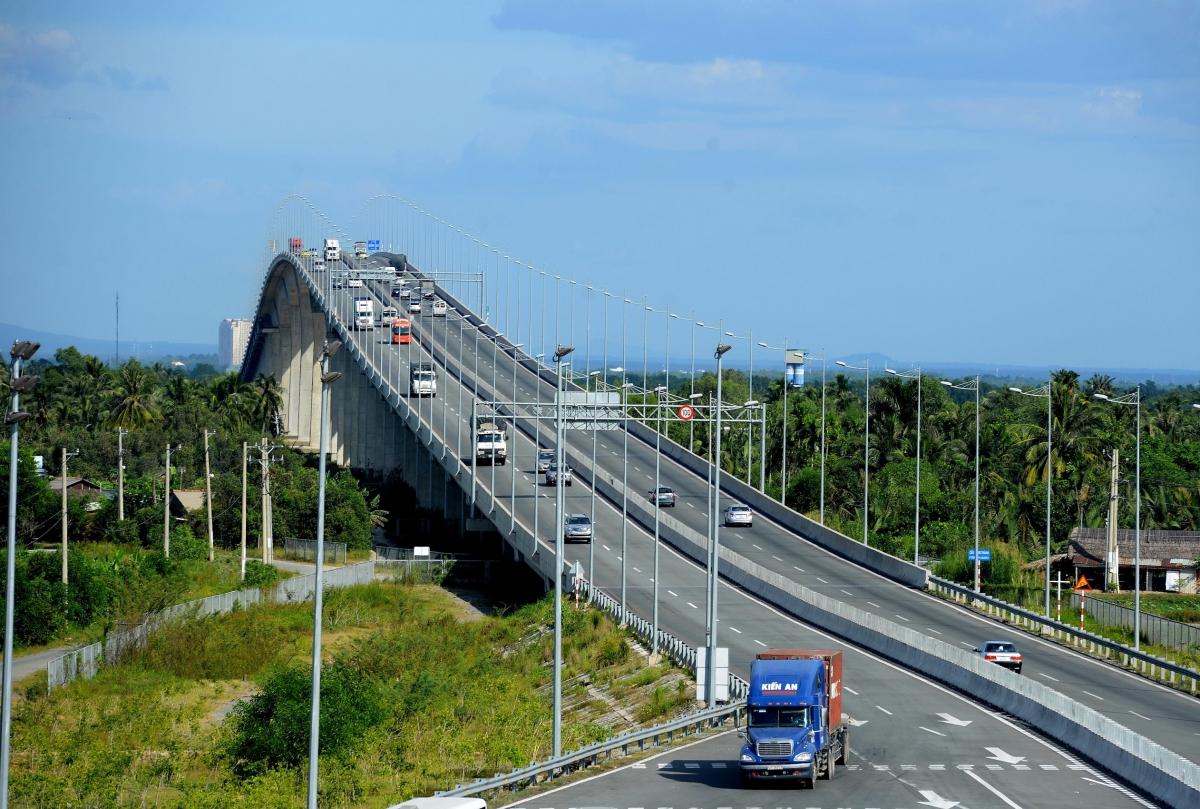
(201, 680, 259, 731)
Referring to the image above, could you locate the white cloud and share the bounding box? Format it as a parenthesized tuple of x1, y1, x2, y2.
(1082, 85, 1142, 117)
(0, 23, 84, 87)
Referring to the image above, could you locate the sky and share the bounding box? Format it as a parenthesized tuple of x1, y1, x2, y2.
(0, 0, 1197, 370)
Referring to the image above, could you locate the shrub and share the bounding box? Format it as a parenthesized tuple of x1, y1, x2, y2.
(169, 524, 208, 561)
(244, 559, 280, 588)
(227, 661, 387, 775)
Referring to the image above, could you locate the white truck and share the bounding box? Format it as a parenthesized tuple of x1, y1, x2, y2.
(410, 363, 437, 397)
(380, 306, 399, 327)
(475, 422, 508, 465)
(324, 238, 341, 261)
(353, 296, 374, 330)
(354, 241, 368, 258)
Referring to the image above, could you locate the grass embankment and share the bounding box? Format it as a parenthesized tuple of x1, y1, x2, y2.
(1088, 592, 1200, 625)
(11, 581, 696, 807)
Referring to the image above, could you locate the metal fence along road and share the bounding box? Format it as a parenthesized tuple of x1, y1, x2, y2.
(1068, 592, 1200, 651)
(284, 537, 347, 564)
(46, 562, 376, 690)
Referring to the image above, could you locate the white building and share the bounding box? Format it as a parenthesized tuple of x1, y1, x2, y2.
(219, 318, 253, 368)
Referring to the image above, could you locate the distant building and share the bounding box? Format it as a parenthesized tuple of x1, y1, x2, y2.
(219, 318, 252, 367)
(1069, 527, 1199, 593)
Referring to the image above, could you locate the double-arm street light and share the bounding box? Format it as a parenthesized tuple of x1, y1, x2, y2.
(3, 340, 40, 806)
(941, 376, 982, 592)
(1009, 377, 1053, 618)
(307, 339, 342, 809)
(836, 357, 871, 545)
(706, 340, 733, 708)
(724, 329, 755, 487)
(886, 366, 922, 564)
(1094, 387, 1142, 649)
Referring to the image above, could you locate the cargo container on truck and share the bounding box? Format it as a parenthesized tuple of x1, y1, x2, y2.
(353, 297, 374, 330)
(739, 649, 849, 789)
(324, 239, 341, 261)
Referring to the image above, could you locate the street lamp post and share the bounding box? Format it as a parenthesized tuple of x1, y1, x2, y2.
(3, 339, 40, 807)
(552, 345, 574, 757)
(651, 383, 667, 660)
(1095, 388, 1142, 649)
(1010, 376, 1053, 617)
(706, 340, 732, 708)
(887, 366, 922, 564)
(725, 330, 754, 485)
(837, 357, 871, 545)
(759, 339, 794, 506)
(307, 339, 342, 809)
(942, 377, 982, 592)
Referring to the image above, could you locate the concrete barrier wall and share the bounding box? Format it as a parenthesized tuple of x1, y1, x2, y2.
(623, 418, 929, 588)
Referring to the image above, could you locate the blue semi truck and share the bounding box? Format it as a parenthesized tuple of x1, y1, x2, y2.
(738, 649, 850, 789)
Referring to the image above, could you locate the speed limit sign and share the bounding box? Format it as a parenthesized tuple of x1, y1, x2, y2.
(678, 404, 694, 421)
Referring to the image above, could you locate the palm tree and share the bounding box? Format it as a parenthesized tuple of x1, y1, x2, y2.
(253, 374, 284, 435)
(107, 362, 162, 430)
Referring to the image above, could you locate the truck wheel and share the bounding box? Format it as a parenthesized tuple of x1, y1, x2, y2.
(836, 730, 849, 764)
(826, 756, 836, 780)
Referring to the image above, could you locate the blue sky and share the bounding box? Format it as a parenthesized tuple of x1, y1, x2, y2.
(0, 1, 1196, 369)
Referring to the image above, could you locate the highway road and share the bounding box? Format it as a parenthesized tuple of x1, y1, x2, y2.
(303, 253, 1195, 795)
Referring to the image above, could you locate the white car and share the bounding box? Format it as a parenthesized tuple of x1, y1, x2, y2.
(564, 514, 592, 544)
(974, 641, 1022, 673)
(408, 299, 422, 314)
(537, 449, 555, 472)
(723, 503, 753, 527)
(432, 300, 448, 317)
(649, 486, 677, 507)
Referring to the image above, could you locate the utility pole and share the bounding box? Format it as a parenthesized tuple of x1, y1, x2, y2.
(240, 441, 248, 580)
(260, 438, 272, 563)
(60, 448, 79, 587)
(163, 444, 173, 557)
(204, 430, 216, 562)
(117, 428, 126, 521)
(1107, 449, 1120, 591)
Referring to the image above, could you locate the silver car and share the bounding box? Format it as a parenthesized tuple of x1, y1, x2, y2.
(537, 449, 555, 472)
(724, 503, 753, 527)
(974, 641, 1023, 673)
(545, 463, 573, 487)
(649, 485, 677, 507)
(564, 513, 592, 544)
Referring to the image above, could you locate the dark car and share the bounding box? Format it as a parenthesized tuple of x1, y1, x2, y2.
(974, 641, 1022, 673)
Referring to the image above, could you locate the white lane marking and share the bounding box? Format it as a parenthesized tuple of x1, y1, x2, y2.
(844, 686, 859, 695)
(959, 641, 974, 647)
(816, 577, 829, 583)
(687, 502, 694, 507)
(1037, 672, 1060, 682)
(926, 627, 943, 634)
(729, 627, 742, 634)
(602, 544, 611, 551)
(964, 768, 1025, 809)
(773, 556, 784, 562)
(648, 577, 654, 582)
(876, 705, 893, 715)
(686, 602, 698, 609)
(1081, 690, 1104, 701)
(841, 589, 854, 596)
(919, 726, 946, 736)
(894, 613, 911, 621)
(1129, 710, 1152, 721)
(632, 567, 641, 572)
(753, 639, 767, 647)
(867, 601, 881, 608)
(616, 556, 622, 561)
(793, 566, 805, 572)
(667, 590, 678, 597)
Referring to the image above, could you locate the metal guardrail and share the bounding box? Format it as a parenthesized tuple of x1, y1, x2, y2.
(433, 701, 743, 798)
(284, 537, 347, 564)
(929, 576, 1200, 692)
(1064, 591, 1200, 652)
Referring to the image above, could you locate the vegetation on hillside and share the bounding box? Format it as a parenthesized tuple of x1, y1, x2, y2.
(12, 582, 695, 807)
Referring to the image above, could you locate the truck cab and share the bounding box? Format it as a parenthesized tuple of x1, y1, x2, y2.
(410, 363, 437, 397)
(354, 241, 368, 258)
(353, 296, 374, 330)
(475, 422, 507, 465)
(324, 238, 340, 261)
(739, 650, 848, 789)
(380, 306, 399, 327)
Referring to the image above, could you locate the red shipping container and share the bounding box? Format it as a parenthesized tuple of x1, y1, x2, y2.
(756, 649, 843, 729)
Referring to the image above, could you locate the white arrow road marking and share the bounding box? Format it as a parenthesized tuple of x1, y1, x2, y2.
(847, 717, 869, 726)
(917, 789, 961, 808)
(937, 713, 973, 726)
(965, 768, 1025, 808)
(919, 726, 946, 736)
(985, 747, 1026, 764)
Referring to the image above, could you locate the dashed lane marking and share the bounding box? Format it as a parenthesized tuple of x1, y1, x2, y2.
(926, 627, 942, 634)
(793, 566, 805, 572)
(773, 556, 784, 561)
(729, 627, 742, 634)
(686, 602, 698, 609)
(1037, 672, 1060, 682)
(876, 705, 893, 715)
(841, 589, 854, 596)
(667, 590, 678, 597)
(867, 601, 881, 608)
(1081, 690, 1104, 700)
(919, 726, 946, 736)
(844, 686, 858, 695)
(1129, 710, 1152, 721)
(894, 614, 911, 621)
(602, 544, 611, 551)
(816, 577, 829, 583)
(753, 639, 767, 647)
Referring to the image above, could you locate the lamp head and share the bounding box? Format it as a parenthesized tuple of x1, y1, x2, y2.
(1193, 404, 1200, 410)
(940, 381, 952, 387)
(1009, 387, 1022, 393)
(11, 340, 40, 361)
(836, 361, 848, 368)
(715, 344, 732, 358)
(4, 412, 30, 425)
(689, 392, 703, 399)
(1093, 393, 1108, 401)
(744, 400, 759, 406)
(321, 371, 343, 384)
(589, 370, 601, 376)
(886, 369, 896, 375)
(324, 340, 343, 358)
(655, 385, 667, 392)
(553, 345, 574, 361)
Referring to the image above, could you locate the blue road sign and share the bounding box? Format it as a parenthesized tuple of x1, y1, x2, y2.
(367, 239, 380, 252)
(968, 548, 992, 562)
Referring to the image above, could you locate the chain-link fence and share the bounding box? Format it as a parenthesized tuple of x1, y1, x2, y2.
(283, 537, 347, 564)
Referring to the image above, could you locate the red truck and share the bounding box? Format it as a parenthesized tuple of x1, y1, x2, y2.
(289, 237, 302, 254)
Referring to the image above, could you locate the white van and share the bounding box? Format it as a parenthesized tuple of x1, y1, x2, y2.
(432, 300, 448, 317)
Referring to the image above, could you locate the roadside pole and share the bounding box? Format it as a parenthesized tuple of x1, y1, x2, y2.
(204, 430, 215, 562)
(240, 441, 247, 581)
